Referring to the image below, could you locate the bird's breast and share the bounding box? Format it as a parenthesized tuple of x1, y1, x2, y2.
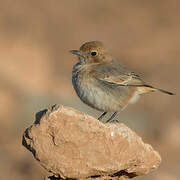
(72, 65, 103, 110)
(72, 64, 123, 111)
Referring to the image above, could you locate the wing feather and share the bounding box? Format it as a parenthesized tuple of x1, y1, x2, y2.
(92, 60, 145, 87)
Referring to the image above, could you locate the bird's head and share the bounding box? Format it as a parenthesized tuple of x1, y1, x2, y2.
(70, 41, 112, 64)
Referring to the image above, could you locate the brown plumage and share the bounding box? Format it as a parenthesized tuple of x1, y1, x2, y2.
(70, 41, 174, 123)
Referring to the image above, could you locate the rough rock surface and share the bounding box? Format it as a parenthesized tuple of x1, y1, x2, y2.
(22, 104, 161, 179)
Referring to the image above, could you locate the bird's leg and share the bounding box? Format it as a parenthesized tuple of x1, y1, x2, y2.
(106, 105, 129, 123)
(98, 112, 107, 120)
(106, 111, 118, 123)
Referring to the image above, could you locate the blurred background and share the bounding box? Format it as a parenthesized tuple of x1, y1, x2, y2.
(0, 0, 179, 179)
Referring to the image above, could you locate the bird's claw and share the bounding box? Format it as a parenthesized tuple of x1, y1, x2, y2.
(107, 119, 119, 123)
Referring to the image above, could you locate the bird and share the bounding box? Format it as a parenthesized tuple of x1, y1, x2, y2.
(70, 41, 174, 123)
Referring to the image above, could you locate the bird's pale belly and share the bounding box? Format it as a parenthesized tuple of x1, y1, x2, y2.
(73, 77, 137, 112)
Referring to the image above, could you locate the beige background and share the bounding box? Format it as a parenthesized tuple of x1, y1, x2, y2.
(0, 0, 179, 179)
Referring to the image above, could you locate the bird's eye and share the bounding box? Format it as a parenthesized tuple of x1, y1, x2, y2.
(91, 51, 97, 56)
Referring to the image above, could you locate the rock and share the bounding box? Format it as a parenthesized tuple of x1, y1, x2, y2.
(22, 104, 161, 179)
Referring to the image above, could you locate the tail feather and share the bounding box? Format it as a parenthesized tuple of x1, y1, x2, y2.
(137, 84, 175, 95)
(156, 87, 175, 95)
(144, 84, 175, 95)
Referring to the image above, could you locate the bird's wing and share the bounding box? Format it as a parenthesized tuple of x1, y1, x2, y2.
(93, 60, 145, 87)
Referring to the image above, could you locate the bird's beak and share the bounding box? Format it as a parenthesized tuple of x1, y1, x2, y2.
(69, 50, 83, 57)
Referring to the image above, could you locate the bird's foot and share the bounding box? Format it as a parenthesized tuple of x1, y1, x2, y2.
(107, 119, 119, 123)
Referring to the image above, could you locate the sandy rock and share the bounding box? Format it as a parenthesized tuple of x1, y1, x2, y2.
(22, 104, 161, 179)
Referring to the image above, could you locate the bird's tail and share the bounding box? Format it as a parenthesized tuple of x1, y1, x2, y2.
(137, 84, 175, 95)
(155, 87, 174, 95)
